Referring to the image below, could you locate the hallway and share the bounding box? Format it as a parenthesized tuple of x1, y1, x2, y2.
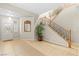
(0, 40, 78, 56)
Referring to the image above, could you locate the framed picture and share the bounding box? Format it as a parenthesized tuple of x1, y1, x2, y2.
(24, 20, 31, 32)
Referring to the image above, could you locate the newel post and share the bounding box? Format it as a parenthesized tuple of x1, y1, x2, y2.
(68, 29, 72, 48)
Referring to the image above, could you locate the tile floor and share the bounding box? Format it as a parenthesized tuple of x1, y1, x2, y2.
(0, 40, 79, 56)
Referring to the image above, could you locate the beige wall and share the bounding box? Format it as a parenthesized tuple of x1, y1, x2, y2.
(54, 6, 79, 43)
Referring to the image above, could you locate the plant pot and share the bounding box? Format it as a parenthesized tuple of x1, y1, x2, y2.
(38, 36, 43, 41)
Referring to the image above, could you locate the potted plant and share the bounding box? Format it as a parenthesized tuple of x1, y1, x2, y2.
(36, 22, 44, 41)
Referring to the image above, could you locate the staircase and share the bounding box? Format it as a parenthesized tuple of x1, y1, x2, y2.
(35, 5, 72, 48)
(49, 22, 71, 48)
(43, 25, 68, 47)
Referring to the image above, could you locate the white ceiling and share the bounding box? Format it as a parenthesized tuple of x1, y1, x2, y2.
(10, 3, 63, 15)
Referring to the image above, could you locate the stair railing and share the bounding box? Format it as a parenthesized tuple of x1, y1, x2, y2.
(36, 6, 72, 48)
(49, 22, 71, 48)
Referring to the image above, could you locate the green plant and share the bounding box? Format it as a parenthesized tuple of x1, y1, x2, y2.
(36, 22, 44, 37)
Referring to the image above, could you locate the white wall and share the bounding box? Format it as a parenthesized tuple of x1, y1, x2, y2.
(0, 16, 20, 40)
(0, 4, 38, 40)
(0, 16, 35, 40)
(0, 16, 14, 40)
(20, 16, 35, 40)
(53, 6, 79, 43)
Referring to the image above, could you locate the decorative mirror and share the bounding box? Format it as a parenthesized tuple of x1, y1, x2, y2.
(24, 20, 31, 32)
